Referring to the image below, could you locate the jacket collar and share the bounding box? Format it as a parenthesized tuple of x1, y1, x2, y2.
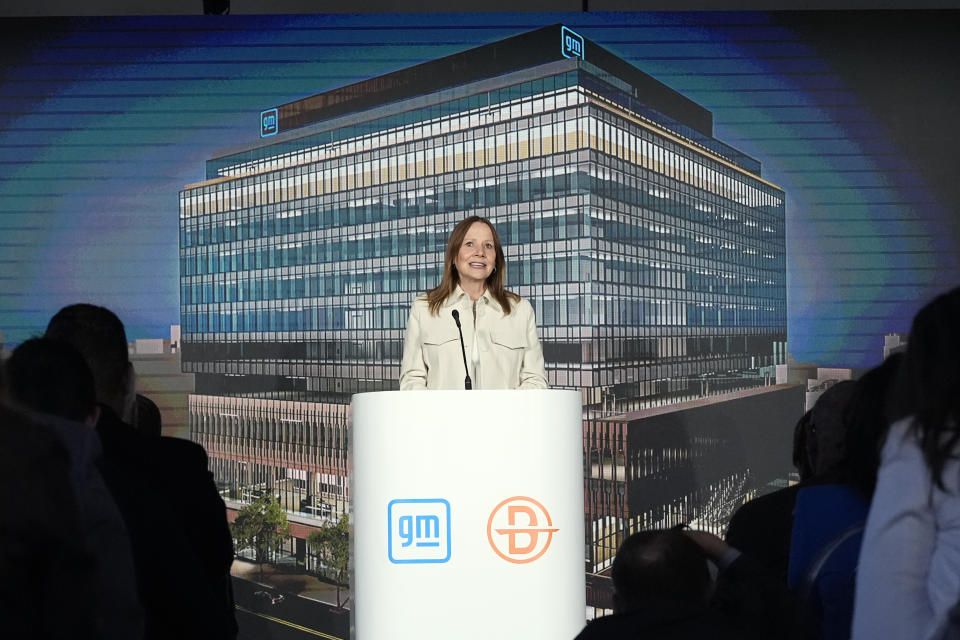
(444, 284, 502, 312)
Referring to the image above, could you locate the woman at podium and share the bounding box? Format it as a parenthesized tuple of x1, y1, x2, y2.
(399, 216, 548, 390)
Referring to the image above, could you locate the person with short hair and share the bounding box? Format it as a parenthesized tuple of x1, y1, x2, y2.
(612, 529, 713, 611)
(725, 379, 859, 587)
(46, 303, 237, 640)
(399, 215, 548, 390)
(4, 337, 100, 425)
(4, 336, 142, 639)
(45, 303, 136, 423)
(575, 529, 740, 640)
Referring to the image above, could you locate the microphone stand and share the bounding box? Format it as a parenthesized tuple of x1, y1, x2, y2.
(451, 310, 472, 390)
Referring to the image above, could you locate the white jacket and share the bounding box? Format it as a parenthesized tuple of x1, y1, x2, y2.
(399, 286, 548, 390)
(852, 417, 960, 640)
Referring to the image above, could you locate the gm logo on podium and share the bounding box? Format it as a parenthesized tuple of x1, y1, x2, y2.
(260, 108, 278, 138)
(561, 26, 584, 60)
(388, 498, 451, 564)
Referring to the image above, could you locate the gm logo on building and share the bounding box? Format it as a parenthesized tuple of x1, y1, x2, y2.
(561, 26, 584, 60)
(260, 108, 278, 138)
(388, 498, 451, 564)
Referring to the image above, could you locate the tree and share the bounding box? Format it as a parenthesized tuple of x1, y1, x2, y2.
(232, 494, 290, 580)
(307, 514, 350, 609)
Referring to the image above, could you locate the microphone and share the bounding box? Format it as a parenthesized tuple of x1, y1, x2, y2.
(451, 310, 472, 390)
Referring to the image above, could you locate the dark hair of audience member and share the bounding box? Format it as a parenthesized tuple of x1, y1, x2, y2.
(806, 380, 858, 481)
(840, 352, 905, 499)
(792, 410, 815, 481)
(905, 287, 960, 489)
(134, 393, 162, 437)
(4, 337, 98, 423)
(44, 303, 130, 409)
(611, 530, 711, 613)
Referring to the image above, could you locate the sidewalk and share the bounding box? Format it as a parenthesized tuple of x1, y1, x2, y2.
(231, 558, 351, 609)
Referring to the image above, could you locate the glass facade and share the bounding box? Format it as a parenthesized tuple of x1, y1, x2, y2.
(180, 26, 786, 566)
(582, 383, 804, 613)
(191, 394, 349, 519)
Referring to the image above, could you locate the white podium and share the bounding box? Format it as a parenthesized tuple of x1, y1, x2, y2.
(351, 389, 585, 640)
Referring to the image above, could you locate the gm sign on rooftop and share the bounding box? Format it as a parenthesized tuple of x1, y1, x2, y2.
(561, 27, 584, 60)
(260, 108, 278, 137)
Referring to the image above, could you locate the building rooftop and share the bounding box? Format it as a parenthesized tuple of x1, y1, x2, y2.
(266, 24, 712, 139)
(199, 23, 767, 181)
(600, 383, 804, 422)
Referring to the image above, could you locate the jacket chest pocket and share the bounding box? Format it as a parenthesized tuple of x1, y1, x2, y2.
(422, 332, 462, 369)
(489, 329, 526, 370)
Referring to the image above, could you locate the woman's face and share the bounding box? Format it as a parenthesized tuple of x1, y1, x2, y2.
(455, 221, 496, 288)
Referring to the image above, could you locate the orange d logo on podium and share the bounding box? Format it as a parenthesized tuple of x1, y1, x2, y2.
(487, 496, 559, 564)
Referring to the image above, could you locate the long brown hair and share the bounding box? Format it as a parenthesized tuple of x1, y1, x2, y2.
(425, 216, 519, 316)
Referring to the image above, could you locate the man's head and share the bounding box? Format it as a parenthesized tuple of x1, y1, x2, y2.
(45, 304, 134, 421)
(804, 380, 857, 479)
(4, 337, 100, 426)
(611, 529, 711, 613)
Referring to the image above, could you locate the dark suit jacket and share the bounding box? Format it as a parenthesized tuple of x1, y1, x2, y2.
(0, 406, 99, 639)
(726, 484, 802, 584)
(96, 406, 237, 640)
(574, 599, 740, 640)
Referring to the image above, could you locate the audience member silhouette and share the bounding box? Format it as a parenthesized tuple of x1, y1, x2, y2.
(726, 361, 909, 640)
(840, 353, 908, 499)
(804, 381, 858, 480)
(0, 398, 99, 639)
(5, 336, 100, 424)
(853, 287, 960, 640)
(789, 357, 902, 640)
(690, 528, 795, 640)
(4, 337, 143, 639)
(574, 529, 740, 640)
(45, 303, 238, 640)
(725, 410, 812, 584)
(134, 392, 163, 437)
(725, 381, 855, 589)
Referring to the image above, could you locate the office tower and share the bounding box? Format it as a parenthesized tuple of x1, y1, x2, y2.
(179, 25, 786, 566)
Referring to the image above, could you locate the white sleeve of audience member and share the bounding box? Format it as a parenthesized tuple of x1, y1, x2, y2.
(852, 421, 936, 640)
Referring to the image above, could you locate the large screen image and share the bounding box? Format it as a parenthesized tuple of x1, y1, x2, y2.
(1, 10, 957, 638)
